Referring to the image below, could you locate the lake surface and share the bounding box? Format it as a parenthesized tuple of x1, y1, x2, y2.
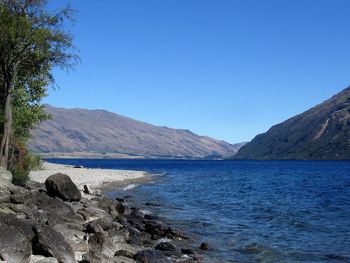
(46, 159, 350, 263)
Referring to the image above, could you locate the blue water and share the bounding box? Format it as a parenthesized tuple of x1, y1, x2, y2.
(45, 159, 350, 263)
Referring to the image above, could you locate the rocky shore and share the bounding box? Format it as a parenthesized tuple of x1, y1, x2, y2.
(0, 165, 207, 263)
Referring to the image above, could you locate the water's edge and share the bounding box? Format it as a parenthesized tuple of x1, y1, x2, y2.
(46, 159, 350, 263)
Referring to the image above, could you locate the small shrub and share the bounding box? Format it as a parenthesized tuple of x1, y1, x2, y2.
(12, 156, 30, 186)
(8, 141, 42, 186)
(29, 154, 42, 170)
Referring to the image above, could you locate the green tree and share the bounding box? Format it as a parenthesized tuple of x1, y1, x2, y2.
(0, 0, 78, 169)
(12, 85, 51, 142)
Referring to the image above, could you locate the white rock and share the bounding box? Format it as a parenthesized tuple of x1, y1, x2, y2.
(30, 255, 59, 263)
(0, 167, 12, 182)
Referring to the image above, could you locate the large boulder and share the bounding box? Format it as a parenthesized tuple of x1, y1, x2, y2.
(45, 173, 81, 202)
(0, 215, 35, 263)
(32, 225, 76, 263)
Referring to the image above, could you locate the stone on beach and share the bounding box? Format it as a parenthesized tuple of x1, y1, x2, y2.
(45, 173, 82, 202)
(83, 184, 92, 195)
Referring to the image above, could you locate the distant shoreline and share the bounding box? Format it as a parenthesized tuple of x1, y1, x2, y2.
(37, 152, 228, 160)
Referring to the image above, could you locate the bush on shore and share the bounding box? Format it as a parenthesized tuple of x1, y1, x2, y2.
(9, 142, 42, 186)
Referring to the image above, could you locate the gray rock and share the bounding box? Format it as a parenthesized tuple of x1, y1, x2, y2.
(125, 227, 142, 245)
(4, 203, 42, 220)
(181, 248, 196, 255)
(10, 191, 74, 216)
(0, 176, 17, 194)
(200, 242, 209, 250)
(85, 216, 114, 233)
(115, 197, 125, 203)
(0, 167, 12, 182)
(113, 256, 136, 263)
(155, 242, 176, 251)
(165, 227, 189, 240)
(25, 181, 46, 191)
(36, 258, 59, 263)
(51, 223, 87, 248)
(114, 250, 134, 259)
(125, 214, 145, 232)
(144, 214, 158, 221)
(82, 232, 117, 263)
(30, 256, 59, 263)
(133, 250, 171, 263)
(0, 190, 11, 200)
(45, 173, 81, 202)
(145, 221, 165, 237)
(129, 209, 144, 220)
(0, 203, 15, 215)
(96, 197, 125, 217)
(0, 215, 34, 263)
(83, 185, 91, 195)
(47, 211, 85, 231)
(1, 215, 35, 240)
(32, 225, 76, 263)
(77, 205, 106, 222)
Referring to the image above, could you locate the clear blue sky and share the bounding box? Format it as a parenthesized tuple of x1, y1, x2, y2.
(45, 0, 350, 143)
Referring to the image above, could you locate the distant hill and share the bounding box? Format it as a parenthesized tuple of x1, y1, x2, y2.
(30, 105, 243, 158)
(234, 86, 350, 160)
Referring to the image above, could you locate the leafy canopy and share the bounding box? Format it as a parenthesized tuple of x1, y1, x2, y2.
(0, 0, 78, 143)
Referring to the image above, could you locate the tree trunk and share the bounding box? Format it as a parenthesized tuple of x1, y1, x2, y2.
(0, 84, 12, 170)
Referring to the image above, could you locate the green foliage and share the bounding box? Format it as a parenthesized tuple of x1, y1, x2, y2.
(12, 86, 52, 142)
(0, 0, 78, 169)
(12, 153, 42, 186)
(0, 0, 78, 131)
(0, 0, 78, 142)
(9, 142, 42, 186)
(12, 155, 30, 186)
(10, 141, 42, 185)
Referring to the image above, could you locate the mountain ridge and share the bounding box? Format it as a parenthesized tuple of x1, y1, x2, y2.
(234, 86, 350, 160)
(30, 105, 243, 158)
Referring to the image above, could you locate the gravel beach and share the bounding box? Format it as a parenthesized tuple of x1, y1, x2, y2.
(30, 162, 148, 191)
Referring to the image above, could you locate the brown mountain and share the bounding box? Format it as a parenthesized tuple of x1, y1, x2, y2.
(234, 86, 350, 160)
(30, 105, 242, 158)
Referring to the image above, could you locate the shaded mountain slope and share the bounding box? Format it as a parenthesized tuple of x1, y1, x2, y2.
(30, 105, 242, 158)
(234, 86, 350, 160)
